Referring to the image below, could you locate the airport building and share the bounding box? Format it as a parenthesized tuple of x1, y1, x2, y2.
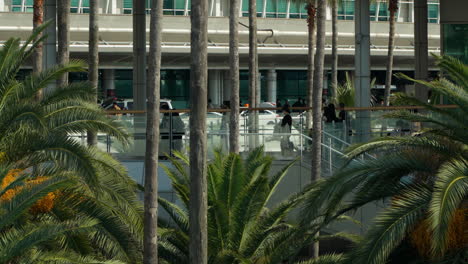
(0, 0, 449, 109)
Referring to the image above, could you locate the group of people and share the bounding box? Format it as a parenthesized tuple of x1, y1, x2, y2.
(323, 101, 347, 123)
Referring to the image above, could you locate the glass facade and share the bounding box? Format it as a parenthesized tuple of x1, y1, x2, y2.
(114, 70, 190, 109)
(338, 0, 439, 23)
(443, 24, 468, 64)
(241, 0, 308, 19)
(11, 0, 89, 13)
(123, 0, 190, 15)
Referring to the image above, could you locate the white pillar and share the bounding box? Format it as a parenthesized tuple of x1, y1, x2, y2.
(43, 0, 57, 92)
(355, 0, 371, 142)
(208, 70, 222, 107)
(223, 70, 231, 104)
(0, 0, 5, 12)
(266, 69, 277, 103)
(103, 69, 116, 98)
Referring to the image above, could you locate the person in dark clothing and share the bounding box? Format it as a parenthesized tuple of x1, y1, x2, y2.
(276, 99, 282, 113)
(281, 108, 292, 131)
(283, 99, 290, 111)
(324, 103, 338, 123)
(280, 107, 293, 155)
(337, 102, 346, 122)
(292, 98, 302, 112)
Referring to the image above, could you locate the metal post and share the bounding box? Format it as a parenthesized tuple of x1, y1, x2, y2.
(354, 0, 371, 142)
(43, 0, 57, 93)
(133, 0, 147, 111)
(414, 0, 429, 102)
(328, 137, 332, 174)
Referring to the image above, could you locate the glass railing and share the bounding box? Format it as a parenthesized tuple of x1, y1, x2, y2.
(71, 105, 455, 175)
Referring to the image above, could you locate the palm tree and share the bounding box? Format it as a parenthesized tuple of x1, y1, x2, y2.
(306, 1, 317, 130)
(229, 0, 240, 153)
(248, 0, 259, 149)
(300, 56, 468, 263)
(32, 0, 44, 75)
(190, 0, 209, 260)
(0, 31, 144, 262)
(57, 0, 70, 87)
(330, 0, 338, 103)
(158, 148, 309, 263)
(383, 0, 399, 106)
(311, 0, 326, 191)
(144, 0, 163, 262)
(87, 0, 99, 146)
(336, 72, 376, 107)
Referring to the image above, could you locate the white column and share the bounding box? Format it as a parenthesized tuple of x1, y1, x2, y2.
(266, 69, 277, 103)
(103, 69, 116, 98)
(43, 0, 57, 92)
(355, 0, 371, 142)
(0, 0, 5, 12)
(208, 70, 222, 107)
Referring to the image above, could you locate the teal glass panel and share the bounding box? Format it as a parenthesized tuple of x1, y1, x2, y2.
(443, 24, 468, 64)
(369, 2, 377, 17)
(123, 0, 132, 8)
(428, 3, 438, 23)
(25, 0, 33, 5)
(277, 0, 287, 13)
(70, 7, 79, 13)
(164, 0, 174, 9)
(12, 0, 22, 5)
(175, 0, 186, 9)
(266, 0, 276, 13)
(25, 7, 33, 12)
(71, 0, 80, 6)
(242, 0, 249, 13)
(12, 7, 22, 12)
(344, 0, 354, 15)
(289, 1, 300, 13)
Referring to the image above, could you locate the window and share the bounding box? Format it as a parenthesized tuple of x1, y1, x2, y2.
(370, 1, 389, 21)
(123, 0, 189, 15)
(428, 0, 439, 23)
(71, 0, 90, 13)
(338, 0, 354, 20)
(11, 0, 33, 12)
(242, 0, 307, 19)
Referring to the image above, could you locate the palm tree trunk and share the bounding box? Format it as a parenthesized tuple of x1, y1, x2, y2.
(306, 2, 316, 130)
(311, 0, 327, 257)
(190, 0, 208, 261)
(331, 0, 338, 103)
(144, 0, 163, 263)
(229, 0, 240, 153)
(87, 0, 99, 146)
(33, 0, 44, 100)
(249, 0, 258, 148)
(57, 0, 70, 87)
(384, 0, 398, 106)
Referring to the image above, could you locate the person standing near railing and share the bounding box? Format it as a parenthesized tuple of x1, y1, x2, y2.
(280, 107, 293, 156)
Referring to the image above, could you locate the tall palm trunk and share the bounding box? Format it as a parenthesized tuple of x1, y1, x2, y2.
(144, 0, 163, 263)
(306, 2, 316, 130)
(57, 0, 70, 87)
(384, 0, 398, 106)
(229, 0, 240, 153)
(311, 0, 327, 257)
(248, 0, 258, 148)
(33, 0, 44, 100)
(87, 0, 99, 146)
(331, 0, 338, 103)
(190, 0, 208, 261)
